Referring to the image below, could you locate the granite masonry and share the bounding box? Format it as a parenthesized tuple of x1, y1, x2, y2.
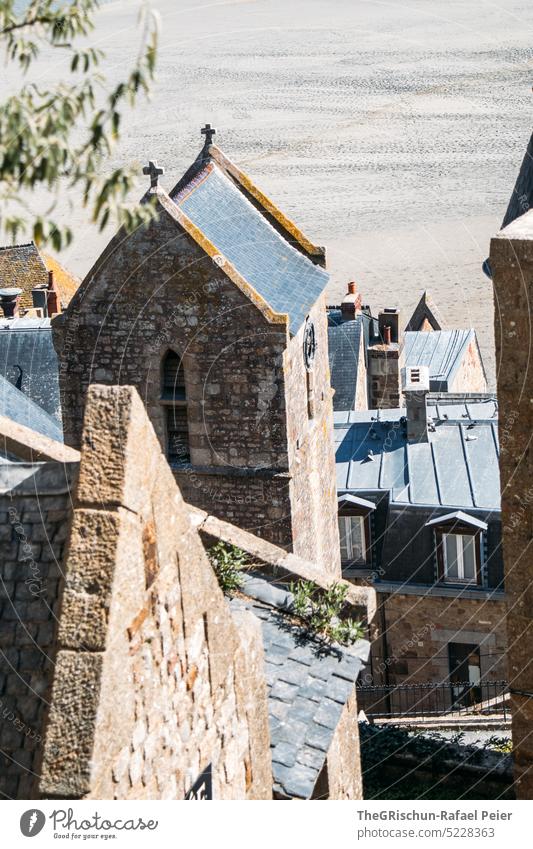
(491, 209, 533, 799)
(0, 458, 77, 800)
(39, 385, 273, 800)
(53, 137, 340, 577)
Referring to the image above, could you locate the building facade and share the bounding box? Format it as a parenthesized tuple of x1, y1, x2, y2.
(491, 208, 533, 799)
(53, 134, 340, 576)
(334, 393, 507, 702)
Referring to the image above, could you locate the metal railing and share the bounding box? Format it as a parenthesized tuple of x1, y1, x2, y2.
(356, 680, 509, 720)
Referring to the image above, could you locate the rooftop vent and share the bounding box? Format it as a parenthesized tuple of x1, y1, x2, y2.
(402, 365, 430, 442)
(402, 365, 430, 393)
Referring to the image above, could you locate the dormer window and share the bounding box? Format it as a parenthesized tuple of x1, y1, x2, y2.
(161, 350, 190, 467)
(426, 511, 486, 587)
(339, 515, 367, 565)
(337, 494, 375, 572)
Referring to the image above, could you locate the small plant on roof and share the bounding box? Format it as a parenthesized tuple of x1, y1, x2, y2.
(208, 542, 248, 596)
(288, 579, 363, 646)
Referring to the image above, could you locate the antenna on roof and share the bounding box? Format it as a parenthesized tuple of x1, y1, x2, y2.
(201, 123, 216, 146)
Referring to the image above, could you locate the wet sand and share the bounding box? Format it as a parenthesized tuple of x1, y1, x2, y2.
(7, 0, 533, 385)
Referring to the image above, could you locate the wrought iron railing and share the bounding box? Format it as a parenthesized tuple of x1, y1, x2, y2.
(356, 680, 509, 720)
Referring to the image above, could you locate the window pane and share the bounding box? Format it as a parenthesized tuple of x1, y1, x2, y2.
(348, 516, 365, 565)
(444, 534, 458, 578)
(338, 518, 349, 561)
(162, 351, 186, 400)
(462, 535, 476, 580)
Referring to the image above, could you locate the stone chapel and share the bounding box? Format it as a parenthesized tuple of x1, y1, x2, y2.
(53, 127, 340, 576)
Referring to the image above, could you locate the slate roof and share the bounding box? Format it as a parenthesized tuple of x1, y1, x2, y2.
(335, 397, 500, 511)
(173, 163, 329, 335)
(0, 318, 62, 426)
(405, 291, 443, 332)
(501, 131, 533, 230)
(327, 313, 364, 411)
(229, 573, 368, 799)
(404, 329, 478, 390)
(0, 243, 79, 310)
(327, 310, 375, 411)
(0, 373, 62, 442)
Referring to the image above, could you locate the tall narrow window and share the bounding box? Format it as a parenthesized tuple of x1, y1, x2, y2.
(441, 533, 478, 584)
(338, 515, 368, 566)
(161, 350, 190, 466)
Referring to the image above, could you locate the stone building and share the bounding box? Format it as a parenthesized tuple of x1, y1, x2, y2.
(0, 385, 372, 800)
(328, 285, 486, 412)
(0, 241, 79, 314)
(491, 208, 533, 799)
(334, 391, 507, 706)
(53, 130, 340, 576)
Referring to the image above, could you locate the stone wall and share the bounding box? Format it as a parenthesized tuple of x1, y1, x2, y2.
(368, 345, 402, 409)
(355, 334, 368, 410)
(53, 195, 340, 576)
(491, 211, 533, 799)
(39, 385, 272, 800)
(315, 690, 363, 799)
(0, 461, 77, 799)
(370, 589, 507, 689)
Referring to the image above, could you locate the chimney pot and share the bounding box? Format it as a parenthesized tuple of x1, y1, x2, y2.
(0, 287, 22, 319)
(378, 308, 400, 343)
(383, 325, 392, 345)
(341, 282, 362, 322)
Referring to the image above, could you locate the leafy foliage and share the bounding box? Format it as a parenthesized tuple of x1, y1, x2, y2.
(0, 0, 159, 249)
(208, 542, 248, 597)
(289, 579, 363, 645)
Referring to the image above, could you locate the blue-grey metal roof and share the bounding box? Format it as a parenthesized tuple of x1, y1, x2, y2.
(229, 573, 367, 799)
(335, 401, 500, 511)
(403, 329, 475, 390)
(0, 373, 62, 442)
(425, 511, 488, 530)
(327, 313, 363, 411)
(173, 164, 329, 335)
(0, 318, 61, 424)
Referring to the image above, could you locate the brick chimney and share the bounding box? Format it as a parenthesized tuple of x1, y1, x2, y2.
(0, 287, 22, 318)
(340, 281, 362, 322)
(402, 365, 430, 442)
(378, 308, 400, 344)
(46, 270, 61, 316)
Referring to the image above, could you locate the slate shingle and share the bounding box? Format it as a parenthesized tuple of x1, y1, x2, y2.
(229, 578, 369, 800)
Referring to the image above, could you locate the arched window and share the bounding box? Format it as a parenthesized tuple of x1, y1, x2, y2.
(161, 350, 190, 466)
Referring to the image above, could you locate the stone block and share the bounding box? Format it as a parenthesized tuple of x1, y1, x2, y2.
(39, 650, 103, 798)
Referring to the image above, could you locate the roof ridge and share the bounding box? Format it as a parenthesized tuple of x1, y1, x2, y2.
(0, 242, 36, 251)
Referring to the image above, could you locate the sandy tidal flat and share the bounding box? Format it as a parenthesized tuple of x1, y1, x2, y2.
(5, 0, 533, 386)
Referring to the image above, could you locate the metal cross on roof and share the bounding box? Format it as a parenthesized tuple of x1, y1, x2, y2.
(201, 123, 216, 145)
(142, 160, 164, 188)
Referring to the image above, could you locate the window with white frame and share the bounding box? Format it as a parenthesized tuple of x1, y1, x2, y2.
(442, 533, 479, 583)
(338, 515, 367, 565)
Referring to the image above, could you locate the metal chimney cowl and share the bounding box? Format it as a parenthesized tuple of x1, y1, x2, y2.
(0, 287, 23, 319)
